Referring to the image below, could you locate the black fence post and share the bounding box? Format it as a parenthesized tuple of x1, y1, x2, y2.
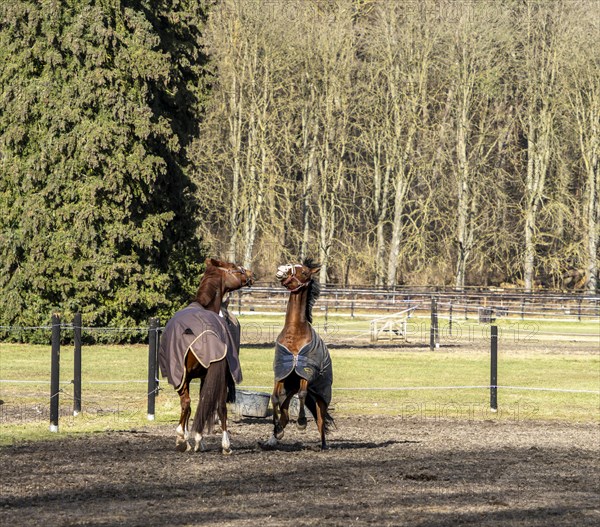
(490, 325, 498, 412)
(430, 298, 439, 350)
(50, 313, 61, 432)
(520, 299, 525, 320)
(147, 317, 159, 421)
(435, 299, 440, 348)
(430, 298, 434, 350)
(449, 301, 453, 336)
(73, 313, 82, 416)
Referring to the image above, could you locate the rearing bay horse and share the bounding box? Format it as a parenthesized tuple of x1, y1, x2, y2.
(266, 259, 334, 450)
(159, 258, 253, 453)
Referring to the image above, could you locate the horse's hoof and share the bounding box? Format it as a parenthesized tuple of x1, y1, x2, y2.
(222, 447, 232, 456)
(175, 437, 189, 453)
(274, 424, 285, 440)
(259, 442, 274, 451)
(261, 435, 278, 450)
(296, 417, 307, 430)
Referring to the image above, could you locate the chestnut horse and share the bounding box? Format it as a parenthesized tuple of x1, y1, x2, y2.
(159, 258, 253, 453)
(266, 259, 334, 450)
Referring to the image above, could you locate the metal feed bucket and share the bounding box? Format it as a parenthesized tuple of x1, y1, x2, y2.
(288, 395, 314, 421)
(233, 390, 270, 417)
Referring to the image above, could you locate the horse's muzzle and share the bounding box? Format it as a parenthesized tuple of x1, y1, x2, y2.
(276, 265, 292, 281)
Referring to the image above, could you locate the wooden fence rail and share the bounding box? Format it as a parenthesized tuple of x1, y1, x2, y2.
(235, 287, 600, 321)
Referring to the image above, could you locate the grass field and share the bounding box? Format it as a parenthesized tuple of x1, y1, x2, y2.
(234, 312, 600, 345)
(0, 315, 598, 445)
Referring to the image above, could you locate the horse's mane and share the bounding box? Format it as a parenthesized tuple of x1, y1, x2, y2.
(195, 265, 221, 307)
(303, 258, 321, 324)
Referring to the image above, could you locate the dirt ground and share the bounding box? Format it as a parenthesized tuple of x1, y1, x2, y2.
(1, 416, 598, 527)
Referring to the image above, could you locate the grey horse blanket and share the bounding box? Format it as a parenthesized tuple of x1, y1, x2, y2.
(274, 328, 333, 406)
(159, 302, 242, 391)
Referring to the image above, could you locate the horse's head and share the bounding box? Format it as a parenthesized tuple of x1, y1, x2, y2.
(205, 258, 254, 290)
(276, 259, 320, 292)
(196, 258, 254, 312)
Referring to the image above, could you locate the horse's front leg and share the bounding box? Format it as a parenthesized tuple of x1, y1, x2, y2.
(270, 381, 284, 441)
(267, 381, 292, 446)
(296, 378, 309, 430)
(176, 382, 191, 452)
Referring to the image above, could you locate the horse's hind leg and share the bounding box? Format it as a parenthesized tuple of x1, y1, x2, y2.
(176, 382, 191, 452)
(296, 378, 308, 430)
(217, 378, 231, 455)
(316, 398, 329, 451)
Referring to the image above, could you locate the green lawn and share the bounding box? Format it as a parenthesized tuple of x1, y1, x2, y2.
(1, 320, 598, 445)
(238, 346, 599, 421)
(236, 313, 600, 345)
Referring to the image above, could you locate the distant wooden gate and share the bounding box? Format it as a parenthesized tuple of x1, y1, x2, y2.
(370, 306, 418, 343)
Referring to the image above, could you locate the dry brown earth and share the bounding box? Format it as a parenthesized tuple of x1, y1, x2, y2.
(1, 416, 598, 526)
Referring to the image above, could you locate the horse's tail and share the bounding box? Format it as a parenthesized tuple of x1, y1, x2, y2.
(305, 392, 335, 435)
(226, 365, 236, 404)
(191, 358, 232, 435)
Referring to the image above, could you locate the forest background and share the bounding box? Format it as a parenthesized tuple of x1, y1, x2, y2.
(0, 0, 598, 334)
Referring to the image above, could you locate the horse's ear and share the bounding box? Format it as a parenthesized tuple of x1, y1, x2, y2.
(205, 258, 219, 267)
(310, 266, 321, 275)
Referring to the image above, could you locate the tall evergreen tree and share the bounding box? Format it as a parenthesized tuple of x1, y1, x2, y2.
(0, 0, 208, 339)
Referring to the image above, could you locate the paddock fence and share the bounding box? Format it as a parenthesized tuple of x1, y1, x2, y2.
(0, 315, 161, 433)
(232, 285, 600, 322)
(1, 288, 598, 432)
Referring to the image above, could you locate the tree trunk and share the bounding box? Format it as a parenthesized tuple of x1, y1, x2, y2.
(386, 122, 415, 286)
(585, 131, 599, 292)
(301, 118, 318, 261)
(242, 146, 266, 269)
(317, 191, 333, 284)
(374, 152, 391, 286)
(227, 73, 242, 262)
(524, 114, 551, 291)
(454, 89, 471, 290)
(386, 168, 409, 286)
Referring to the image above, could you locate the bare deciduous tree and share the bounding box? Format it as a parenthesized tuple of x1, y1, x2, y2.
(563, 2, 599, 291)
(440, 4, 515, 288)
(189, 0, 598, 290)
(515, 0, 566, 291)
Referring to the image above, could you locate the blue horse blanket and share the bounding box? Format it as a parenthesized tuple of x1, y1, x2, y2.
(273, 328, 333, 406)
(159, 302, 242, 391)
